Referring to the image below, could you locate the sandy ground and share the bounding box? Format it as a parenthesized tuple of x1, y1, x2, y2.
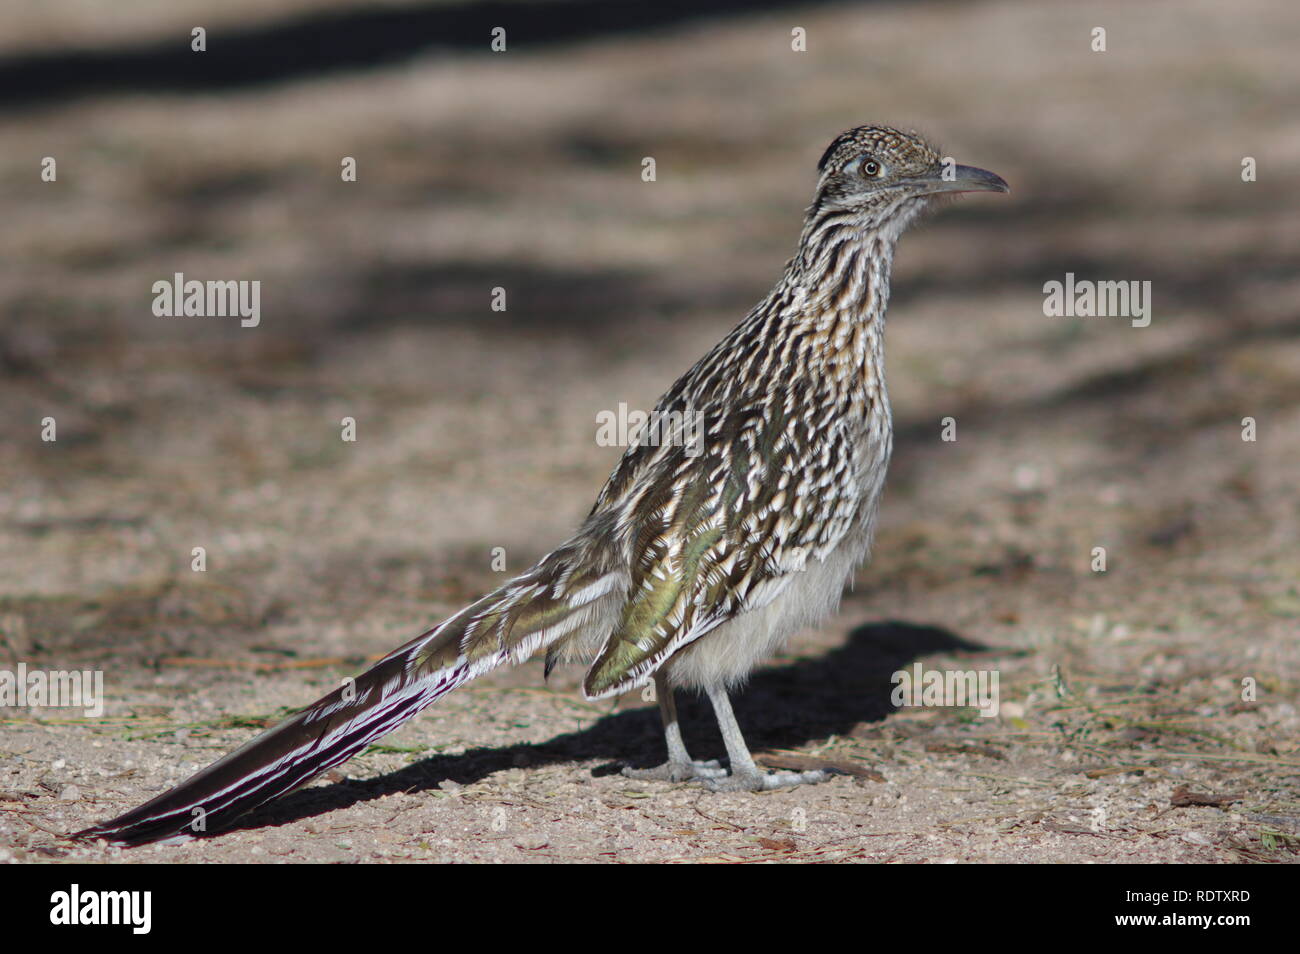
(1, 0, 1298, 863)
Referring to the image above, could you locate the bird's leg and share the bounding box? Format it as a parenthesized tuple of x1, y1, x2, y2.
(622, 673, 725, 781)
(701, 685, 830, 792)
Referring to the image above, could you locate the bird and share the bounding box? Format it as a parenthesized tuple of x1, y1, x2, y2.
(75, 124, 1008, 845)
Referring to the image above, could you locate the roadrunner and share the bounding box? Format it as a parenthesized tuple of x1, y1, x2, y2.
(77, 125, 1008, 845)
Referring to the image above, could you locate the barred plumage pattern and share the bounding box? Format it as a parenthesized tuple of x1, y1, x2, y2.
(76, 125, 1007, 844)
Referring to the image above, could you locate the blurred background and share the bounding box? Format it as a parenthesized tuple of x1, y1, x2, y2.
(1, 1, 1297, 862)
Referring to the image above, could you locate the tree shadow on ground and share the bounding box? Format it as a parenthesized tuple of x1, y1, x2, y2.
(0, 0, 842, 111)
(333, 261, 748, 334)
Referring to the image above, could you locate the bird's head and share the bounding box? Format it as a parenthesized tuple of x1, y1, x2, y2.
(811, 124, 1008, 232)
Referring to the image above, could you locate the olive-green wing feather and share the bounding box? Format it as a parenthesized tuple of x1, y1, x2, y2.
(582, 392, 861, 699)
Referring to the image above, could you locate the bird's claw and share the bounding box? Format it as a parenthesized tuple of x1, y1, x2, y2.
(622, 759, 728, 782)
(700, 769, 832, 792)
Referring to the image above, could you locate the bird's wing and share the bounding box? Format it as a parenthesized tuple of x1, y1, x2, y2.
(582, 389, 864, 699)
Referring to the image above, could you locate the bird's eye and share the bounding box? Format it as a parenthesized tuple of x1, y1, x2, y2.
(861, 159, 881, 177)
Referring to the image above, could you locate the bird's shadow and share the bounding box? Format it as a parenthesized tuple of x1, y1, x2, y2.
(221, 620, 991, 838)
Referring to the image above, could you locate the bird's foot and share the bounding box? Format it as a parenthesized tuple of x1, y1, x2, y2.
(701, 768, 831, 792)
(622, 759, 727, 782)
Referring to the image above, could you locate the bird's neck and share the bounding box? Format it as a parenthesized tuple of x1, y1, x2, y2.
(781, 217, 898, 392)
(790, 215, 897, 320)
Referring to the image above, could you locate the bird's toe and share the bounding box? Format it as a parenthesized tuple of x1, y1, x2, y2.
(622, 759, 726, 782)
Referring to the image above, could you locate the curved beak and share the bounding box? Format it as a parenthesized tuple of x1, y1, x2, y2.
(915, 163, 1010, 196)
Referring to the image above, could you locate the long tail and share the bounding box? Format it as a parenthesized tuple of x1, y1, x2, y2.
(74, 539, 625, 845)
